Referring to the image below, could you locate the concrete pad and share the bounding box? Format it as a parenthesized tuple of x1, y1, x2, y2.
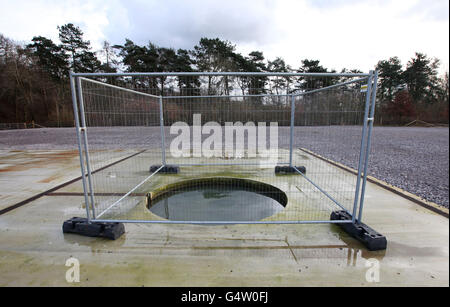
(0, 150, 448, 286)
(0, 149, 141, 211)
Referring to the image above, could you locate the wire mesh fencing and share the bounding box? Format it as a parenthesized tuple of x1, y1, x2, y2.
(70, 72, 376, 224)
(75, 77, 163, 220)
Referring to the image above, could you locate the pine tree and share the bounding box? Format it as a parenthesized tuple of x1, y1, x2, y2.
(58, 23, 100, 72)
(404, 52, 440, 104)
(27, 36, 69, 81)
(297, 59, 336, 91)
(376, 57, 404, 101)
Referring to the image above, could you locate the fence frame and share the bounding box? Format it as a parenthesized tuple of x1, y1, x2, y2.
(69, 71, 377, 226)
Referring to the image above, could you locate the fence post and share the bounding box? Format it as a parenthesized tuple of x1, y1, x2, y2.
(76, 77, 96, 219)
(159, 96, 166, 165)
(351, 71, 374, 224)
(69, 72, 92, 223)
(357, 70, 379, 223)
(289, 94, 295, 167)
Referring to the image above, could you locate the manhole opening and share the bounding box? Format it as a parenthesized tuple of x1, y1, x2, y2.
(147, 177, 287, 222)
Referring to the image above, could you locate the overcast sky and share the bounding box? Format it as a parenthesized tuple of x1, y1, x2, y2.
(1, 0, 448, 74)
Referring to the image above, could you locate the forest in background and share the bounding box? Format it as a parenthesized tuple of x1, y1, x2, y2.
(0, 23, 448, 127)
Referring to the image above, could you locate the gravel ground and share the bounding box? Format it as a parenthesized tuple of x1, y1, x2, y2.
(289, 126, 449, 208)
(1, 126, 448, 208)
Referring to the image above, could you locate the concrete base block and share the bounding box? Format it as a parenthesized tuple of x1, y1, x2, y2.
(275, 166, 306, 175)
(150, 165, 180, 174)
(331, 210, 387, 251)
(62, 217, 125, 240)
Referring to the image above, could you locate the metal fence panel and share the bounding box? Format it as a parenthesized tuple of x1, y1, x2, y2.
(71, 72, 374, 224)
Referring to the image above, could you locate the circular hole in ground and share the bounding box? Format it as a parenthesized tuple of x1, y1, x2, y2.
(147, 177, 287, 222)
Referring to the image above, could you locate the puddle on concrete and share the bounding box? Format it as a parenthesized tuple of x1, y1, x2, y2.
(148, 178, 287, 222)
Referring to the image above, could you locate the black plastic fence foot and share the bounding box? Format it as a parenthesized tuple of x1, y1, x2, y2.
(62, 217, 125, 240)
(275, 166, 306, 175)
(150, 165, 180, 174)
(330, 210, 387, 251)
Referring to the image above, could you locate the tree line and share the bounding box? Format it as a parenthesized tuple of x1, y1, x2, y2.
(377, 55, 448, 124)
(0, 23, 448, 127)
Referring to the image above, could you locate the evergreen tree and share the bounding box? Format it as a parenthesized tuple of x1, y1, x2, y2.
(114, 39, 158, 91)
(26, 36, 69, 81)
(174, 48, 199, 95)
(114, 39, 153, 72)
(246, 51, 267, 95)
(297, 59, 336, 91)
(376, 57, 404, 101)
(267, 57, 292, 95)
(404, 52, 440, 104)
(191, 38, 237, 72)
(191, 38, 238, 95)
(58, 23, 100, 72)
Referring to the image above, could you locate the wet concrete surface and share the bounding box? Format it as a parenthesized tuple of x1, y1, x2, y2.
(0, 149, 133, 211)
(0, 148, 448, 286)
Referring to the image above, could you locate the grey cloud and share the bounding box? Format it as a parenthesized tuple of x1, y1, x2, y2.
(103, 0, 278, 50)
